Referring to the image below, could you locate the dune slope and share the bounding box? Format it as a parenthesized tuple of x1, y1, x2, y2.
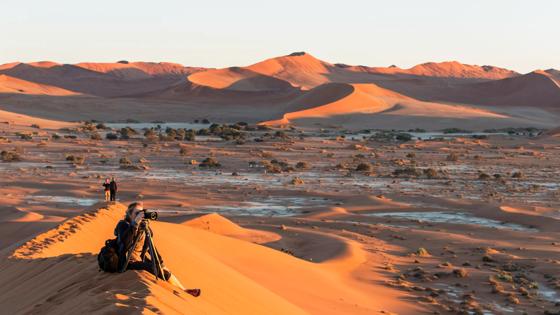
(0, 203, 417, 314)
(0, 74, 79, 96)
(262, 82, 516, 129)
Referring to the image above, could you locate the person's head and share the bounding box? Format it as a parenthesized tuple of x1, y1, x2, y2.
(111, 176, 115, 181)
(125, 201, 144, 222)
(105, 178, 110, 184)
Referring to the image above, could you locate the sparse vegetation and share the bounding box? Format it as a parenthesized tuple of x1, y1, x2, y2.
(356, 162, 373, 172)
(446, 152, 459, 162)
(478, 172, 491, 180)
(290, 177, 304, 185)
(17, 132, 32, 141)
(106, 133, 119, 140)
(393, 167, 421, 177)
(119, 127, 137, 140)
(199, 157, 221, 168)
(295, 161, 310, 170)
(1, 150, 22, 162)
(423, 168, 438, 179)
(442, 128, 472, 134)
(66, 155, 85, 165)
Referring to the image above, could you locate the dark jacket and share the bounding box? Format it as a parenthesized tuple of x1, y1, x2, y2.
(103, 183, 110, 191)
(109, 180, 118, 191)
(114, 219, 152, 270)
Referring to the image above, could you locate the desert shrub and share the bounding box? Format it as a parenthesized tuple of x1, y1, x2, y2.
(267, 164, 283, 173)
(64, 135, 77, 139)
(395, 133, 412, 142)
(511, 171, 524, 179)
(273, 160, 294, 172)
(446, 153, 459, 162)
(393, 167, 421, 177)
(356, 162, 373, 172)
(201, 119, 210, 124)
(179, 147, 188, 156)
(90, 133, 102, 140)
(66, 155, 85, 165)
(274, 131, 289, 139)
(31, 124, 40, 129)
(119, 157, 132, 166)
(17, 132, 32, 140)
(52, 134, 61, 140)
(442, 128, 472, 134)
(416, 247, 430, 257)
(295, 161, 310, 169)
(95, 123, 107, 130)
(184, 129, 196, 141)
(290, 177, 305, 185)
(199, 157, 221, 168)
(144, 128, 157, 138)
(120, 127, 136, 140)
(335, 162, 349, 170)
(1, 150, 22, 162)
(406, 152, 416, 159)
(106, 133, 118, 140)
(423, 168, 438, 179)
(478, 172, 491, 180)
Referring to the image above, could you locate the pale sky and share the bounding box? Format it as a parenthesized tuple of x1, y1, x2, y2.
(1, 0, 558, 73)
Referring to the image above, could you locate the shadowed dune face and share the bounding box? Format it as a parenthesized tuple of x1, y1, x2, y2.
(188, 67, 296, 92)
(421, 71, 560, 108)
(0, 74, 79, 96)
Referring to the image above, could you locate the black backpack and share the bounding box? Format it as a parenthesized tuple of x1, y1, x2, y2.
(98, 239, 119, 272)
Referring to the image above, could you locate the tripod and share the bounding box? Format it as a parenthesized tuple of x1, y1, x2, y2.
(120, 219, 165, 280)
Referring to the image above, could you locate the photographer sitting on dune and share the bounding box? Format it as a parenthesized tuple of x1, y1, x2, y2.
(112, 202, 200, 297)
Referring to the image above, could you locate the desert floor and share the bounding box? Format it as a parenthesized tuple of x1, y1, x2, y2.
(0, 121, 559, 314)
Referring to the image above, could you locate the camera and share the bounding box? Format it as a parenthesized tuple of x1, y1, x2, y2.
(142, 210, 158, 220)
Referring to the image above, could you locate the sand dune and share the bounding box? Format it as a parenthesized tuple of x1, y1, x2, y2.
(263, 83, 406, 125)
(429, 70, 560, 108)
(262, 82, 515, 128)
(182, 213, 280, 244)
(188, 67, 295, 92)
(0, 203, 416, 314)
(359, 61, 519, 80)
(0, 62, 190, 97)
(0, 53, 558, 130)
(76, 62, 200, 80)
(0, 108, 77, 129)
(246, 52, 335, 89)
(0, 74, 79, 96)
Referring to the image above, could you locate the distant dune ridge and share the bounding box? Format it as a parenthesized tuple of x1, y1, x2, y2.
(0, 52, 559, 130)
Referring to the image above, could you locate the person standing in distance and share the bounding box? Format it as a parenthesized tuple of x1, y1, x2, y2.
(102, 178, 111, 202)
(109, 176, 118, 202)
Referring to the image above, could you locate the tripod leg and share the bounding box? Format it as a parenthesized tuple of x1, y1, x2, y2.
(146, 230, 165, 281)
(120, 229, 143, 273)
